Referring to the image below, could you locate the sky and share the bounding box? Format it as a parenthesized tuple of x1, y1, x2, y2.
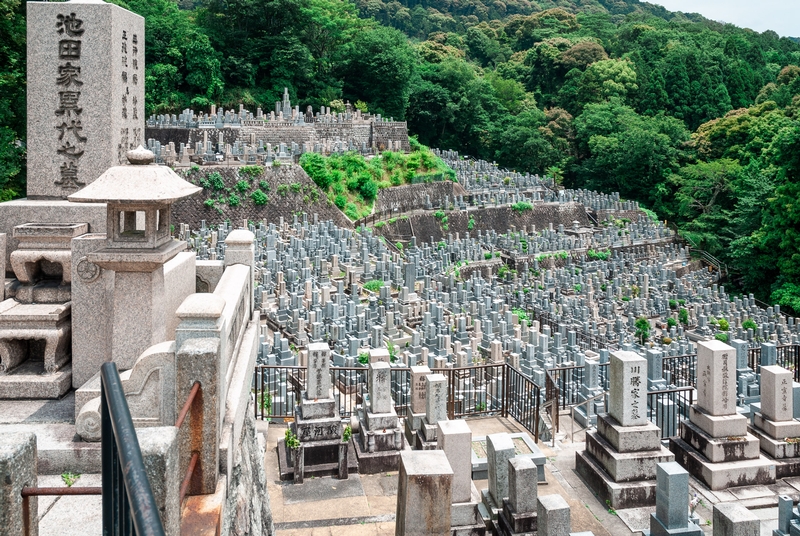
(648, 0, 799, 37)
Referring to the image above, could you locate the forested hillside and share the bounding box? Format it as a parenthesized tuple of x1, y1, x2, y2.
(1, 0, 800, 311)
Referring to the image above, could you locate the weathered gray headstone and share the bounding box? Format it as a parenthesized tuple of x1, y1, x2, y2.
(410, 365, 431, 414)
(307, 342, 331, 399)
(487, 433, 515, 506)
(537, 494, 570, 536)
(761, 365, 793, 422)
(437, 419, 472, 503)
(609, 350, 647, 426)
(713, 503, 759, 536)
(696, 340, 736, 416)
(369, 361, 392, 414)
(425, 373, 447, 425)
(508, 457, 538, 514)
(27, 0, 145, 199)
(395, 450, 453, 536)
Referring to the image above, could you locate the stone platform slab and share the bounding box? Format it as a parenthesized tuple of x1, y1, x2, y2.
(669, 435, 775, 490)
(0, 361, 72, 399)
(585, 430, 674, 482)
(0, 422, 100, 474)
(680, 419, 760, 463)
(277, 438, 358, 481)
(575, 449, 659, 509)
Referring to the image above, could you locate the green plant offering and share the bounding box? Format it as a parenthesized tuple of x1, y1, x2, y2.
(285, 429, 300, 449)
(342, 425, 352, 443)
(61, 472, 80, 487)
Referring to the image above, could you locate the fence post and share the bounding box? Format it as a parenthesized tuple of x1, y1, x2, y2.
(137, 427, 181, 535)
(176, 338, 221, 496)
(0, 432, 37, 536)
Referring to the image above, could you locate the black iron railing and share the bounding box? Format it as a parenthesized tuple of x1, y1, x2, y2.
(647, 386, 694, 439)
(748, 344, 800, 378)
(101, 362, 166, 536)
(255, 363, 543, 439)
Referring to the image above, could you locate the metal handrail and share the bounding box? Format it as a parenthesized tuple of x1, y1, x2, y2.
(101, 362, 166, 536)
(570, 391, 608, 443)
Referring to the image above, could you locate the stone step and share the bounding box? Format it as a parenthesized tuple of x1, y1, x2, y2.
(585, 430, 673, 482)
(680, 419, 760, 463)
(574, 449, 658, 509)
(0, 422, 100, 474)
(668, 436, 775, 490)
(0, 362, 72, 399)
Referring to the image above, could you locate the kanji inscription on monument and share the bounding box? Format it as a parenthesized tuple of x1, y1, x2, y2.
(27, 0, 144, 199)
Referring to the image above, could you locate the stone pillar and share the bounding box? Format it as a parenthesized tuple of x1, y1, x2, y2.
(643, 462, 702, 536)
(436, 420, 471, 503)
(176, 337, 220, 495)
(395, 451, 453, 536)
(537, 494, 570, 536)
(485, 433, 514, 513)
(26, 1, 145, 199)
(223, 230, 255, 313)
(608, 350, 647, 426)
(713, 503, 759, 536)
(138, 426, 180, 535)
(0, 432, 37, 536)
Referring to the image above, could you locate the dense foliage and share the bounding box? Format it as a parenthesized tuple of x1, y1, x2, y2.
(300, 141, 454, 219)
(3, 0, 800, 310)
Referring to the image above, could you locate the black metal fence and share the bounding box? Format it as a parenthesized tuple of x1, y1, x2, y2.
(255, 363, 543, 440)
(647, 386, 694, 439)
(749, 344, 800, 379)
(101, 362, 166, 536)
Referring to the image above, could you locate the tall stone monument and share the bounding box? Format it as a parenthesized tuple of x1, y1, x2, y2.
(353, 361, 404, 473)
(669, 340, 775, 490)
(748, 365, 800, 477)
(576, 350, 674, 508)
(27, 0, 145, 198)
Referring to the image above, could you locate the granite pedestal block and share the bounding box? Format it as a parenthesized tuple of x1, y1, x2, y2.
(713, 503, 759, 536)
(679, 420, 760, 463)
(689, 406, 748, 438)
(668, 434, 775, 490)
(452, 483, 487, 536)
(576, 412, 673, 509)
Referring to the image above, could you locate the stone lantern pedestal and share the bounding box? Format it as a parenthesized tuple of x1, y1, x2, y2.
(68, 147, 200, 370)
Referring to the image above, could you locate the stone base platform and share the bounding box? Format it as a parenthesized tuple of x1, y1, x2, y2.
(276, 438, 358, 481)
(680, 420, 760, 463)
(669, 435, 776, 490)
(0, 361, 72, 399)
(497, 498, 536, 535)
(352, 432, 407, 474)
(575, 449, 659, 509)
(748, 426, 800, 478)
(453, 483, 487, 536)
(642, 512, 704, 536)
(585, 430, 674, 482)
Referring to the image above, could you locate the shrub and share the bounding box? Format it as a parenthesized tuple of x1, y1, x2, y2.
(635, 316, 650, 344)
(468, 217, 475, 230)
(574, 284, 581, 292)
(358, 352, 369, 365)
(587, 249, 610, 261)
(742, 319, 758, 331)
(344, 203, 359, 220)
(396, 242, 403, 250)
(715, 333, 729, 343)
(235, 180, 250, 193)
(259, 180, 270, 190)
(250, 189, 268, 205)
(239, 165, 263, 179)
(512, 308, 528, 323)
(374, 221, 386, 229)
(667, 317, 677, 328)
(277, 184, 289, 196)
(669, 300, 678, 309)
(203, 198, 215, 208)
(206, 172, 225, 191)
(228, 193, 241, 207)
(511, 201, 533, 212)
(334, 194, 347, 209)
(679, 308, 689, 325)
(484, 252, 493, 260)
(300, 152, 332, 190)
(364, 280, 383, 293)
(272, 159, 281, 167)
(290, 182, 302, 193)
(718, 318, 730, 331)
(434, 210, 445, 220)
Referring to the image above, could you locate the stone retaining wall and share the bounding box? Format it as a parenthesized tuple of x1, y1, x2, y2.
(172, 165, 353, 230)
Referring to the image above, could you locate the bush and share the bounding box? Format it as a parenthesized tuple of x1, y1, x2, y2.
(235, 180, 250, 193)
(742, 319, 758, 331)
(715, 333, 729, 343)
(277, 184, 289, 196)
(484, 252, 493, 260)
(511, 201, 533, 212)
(358, 352, 369, 365)
(434, 210, 445, 220)
(587, 249, 610, 261)
(259, 180, 270, 190)
(363, 280, 383, 293)
(635, 316, 650, 344)
(203, 198, 215, 208)
(228, 193, 241, 207)
(239, 165, 263, 179)
(666, 317, 677, 328)
(468, 217, 475, 230)
(250, 189, 268, 205)
(718, 318, 729, 331)
(374, 221, 386, 228)
(300, 153, 332, 190)
(669, 300, 678, 309)
(202, 172, 225, 191)
(679, 308, 689, 325)
(290, 182, 302, 193)
(334, 194, 347, 209)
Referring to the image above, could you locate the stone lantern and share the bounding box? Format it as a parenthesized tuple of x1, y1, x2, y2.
(68, 146, 201, 369)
